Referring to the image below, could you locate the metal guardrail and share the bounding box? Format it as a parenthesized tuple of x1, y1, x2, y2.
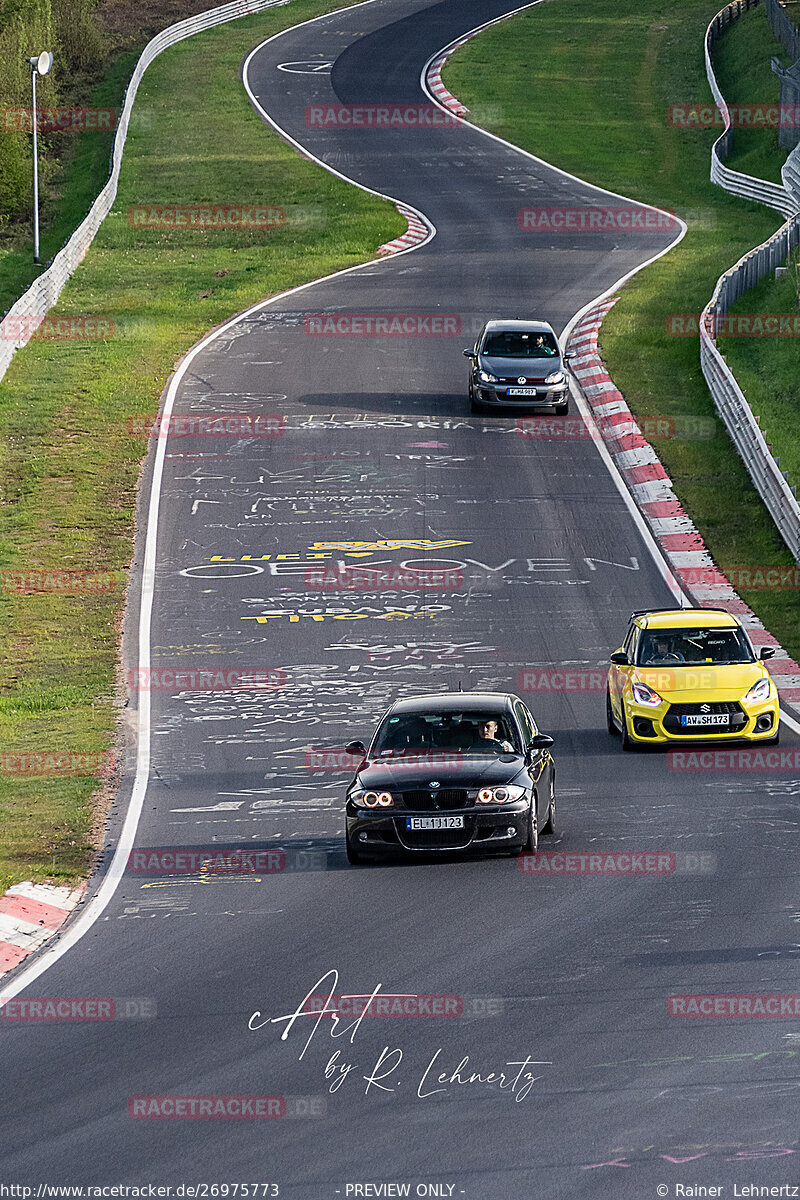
(702, 0, 800, 562)
(783, 139, 800, 200)
(0, 0, 290, 385)
(706, 0, 799, 216)
(764, 0, 800, 60)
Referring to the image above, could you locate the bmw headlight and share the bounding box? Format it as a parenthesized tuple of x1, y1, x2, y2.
(743, 677, 771, 705)
(349, 790, 394, 809)
(544, 370, 565, 385)
(631, 681, 664, 707)
(478, 370, 499, 383)
(476, 785, 527, 805)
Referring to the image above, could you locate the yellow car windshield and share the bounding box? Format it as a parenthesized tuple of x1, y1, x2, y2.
(637, 628, 755, 666)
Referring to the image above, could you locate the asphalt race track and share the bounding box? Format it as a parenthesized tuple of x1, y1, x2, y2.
(3, 2, 800, 1196)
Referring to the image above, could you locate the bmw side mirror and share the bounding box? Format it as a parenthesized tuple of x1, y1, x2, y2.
(610, 651, 628, 665)
(529, 733, 554, 749)
(345, 740, 367, 755)
(760, 647, 775, 660)
(563, 350, 575, 361)
(463, 348, 475, 358)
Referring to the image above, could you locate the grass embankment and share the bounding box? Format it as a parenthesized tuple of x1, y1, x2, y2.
(713, 2, 790, 184)
(0, 0, 404, 892)
(444, 0, 800, 655)
(721, 255, 800, 491)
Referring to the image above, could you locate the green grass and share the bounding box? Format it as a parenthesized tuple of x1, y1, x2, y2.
(444, 0, 800, 657)
(0, 52, 134, 318)
(720, 251, 800, 491)
(0, 0, 404, 892)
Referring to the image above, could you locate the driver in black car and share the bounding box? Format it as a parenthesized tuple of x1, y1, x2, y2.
(470, 718, 514, 753)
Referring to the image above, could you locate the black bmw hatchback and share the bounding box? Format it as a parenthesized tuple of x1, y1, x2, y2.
(344, 692, 556, 863)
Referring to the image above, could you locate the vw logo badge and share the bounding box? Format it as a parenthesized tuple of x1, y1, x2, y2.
(517, 376, 526, 384)
(429, 780, 441, 789)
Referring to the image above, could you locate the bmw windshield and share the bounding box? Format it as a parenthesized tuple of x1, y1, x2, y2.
(371, 711, 520, 756)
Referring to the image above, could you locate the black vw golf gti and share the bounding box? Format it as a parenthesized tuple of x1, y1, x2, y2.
(344, 692, 556, 863)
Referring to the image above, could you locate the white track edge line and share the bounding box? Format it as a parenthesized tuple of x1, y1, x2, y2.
(5, 2, 796, 1003)
(0, 0, 446, 1004)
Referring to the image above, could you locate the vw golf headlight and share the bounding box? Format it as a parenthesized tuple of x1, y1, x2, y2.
(476, 785, 527, 804)
(349, 790, 394, 809)
(631, 681, 663, 707)
(479, 370, 499, 383)
(743, 677, 771, 705)
(544, 370, 565, 385)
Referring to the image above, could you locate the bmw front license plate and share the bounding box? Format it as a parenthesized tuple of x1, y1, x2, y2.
(681, 714, 729, 727)
(507, 387, 538, 396)
(406, 816, 464, 830)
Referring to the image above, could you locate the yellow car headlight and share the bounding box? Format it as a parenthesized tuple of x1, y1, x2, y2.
(743, 677, 771, 705)
(631, 681, 663, 707)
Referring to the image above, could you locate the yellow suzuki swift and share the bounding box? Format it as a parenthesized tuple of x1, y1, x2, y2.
(606, 608, 780, 750)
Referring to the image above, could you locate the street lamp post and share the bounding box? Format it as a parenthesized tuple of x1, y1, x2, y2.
(26, 50, 53, 265)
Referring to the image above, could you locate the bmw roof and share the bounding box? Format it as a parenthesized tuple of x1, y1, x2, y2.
(386, 692, 518, 714)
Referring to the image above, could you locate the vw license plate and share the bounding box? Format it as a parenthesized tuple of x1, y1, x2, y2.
(406, 816, 464, 830)
(681, 713, 729, 727)
(507, 387, 538, 396)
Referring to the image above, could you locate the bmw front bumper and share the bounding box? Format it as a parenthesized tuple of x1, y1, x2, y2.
(345, 801, 531, 855)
